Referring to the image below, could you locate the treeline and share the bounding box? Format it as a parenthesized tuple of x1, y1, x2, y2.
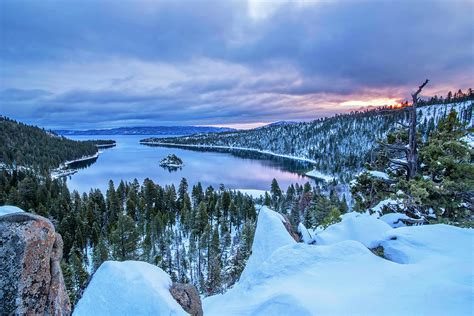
(418, 88, 474, 107)
(258, 179, 349, 231)
(0, 116, 97, 174)
(86, 139, 116, 146)
(0, 171, 257, 303)
(144, 101, 473, 182)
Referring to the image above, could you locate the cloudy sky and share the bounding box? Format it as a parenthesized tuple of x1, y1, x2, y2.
(1, 0, 473, 129)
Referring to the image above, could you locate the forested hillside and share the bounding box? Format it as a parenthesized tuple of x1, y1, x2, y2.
(0, 169, 260, 303)
(1, 118, 263, 303)
(0, 116, 98, 174)
(145, 98, 473, 182)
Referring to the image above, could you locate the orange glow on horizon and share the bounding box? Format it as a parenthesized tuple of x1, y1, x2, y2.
(339, 97, 401, 108)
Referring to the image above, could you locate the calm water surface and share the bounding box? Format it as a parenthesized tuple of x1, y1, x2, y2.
(66, 135, 314, 193)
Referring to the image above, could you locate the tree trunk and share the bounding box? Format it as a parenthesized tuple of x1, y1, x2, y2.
(407, 104, 418, 179)
(406, 79, 429, 180)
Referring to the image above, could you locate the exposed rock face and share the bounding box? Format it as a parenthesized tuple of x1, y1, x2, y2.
(170, 283, 203, 316)
(0, 212, 71, 315)
(281, 213, 301, 242)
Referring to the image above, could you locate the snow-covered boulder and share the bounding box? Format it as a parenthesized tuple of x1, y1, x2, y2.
(369, 198, 401, 215)
(379, 224, 474, 264)
(314, 212, 392, 248)
(0, 205, 24, 216)
(379, 212, 410, 228)
(74, 261, 188, 315)
(204, 209, 474, 315)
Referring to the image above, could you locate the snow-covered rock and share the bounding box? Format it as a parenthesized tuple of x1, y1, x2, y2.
(379, 224, 473, 264)
(369, 198, 401, 215)
(314, 212, 392, 248)
(74, 261, 187, 316)
(297, 222, 313, 244)
(204, 208, 474, 315)
(0, 205, 24, 216)
(239, 206, 295, 281)
(379, 212, 410, 228)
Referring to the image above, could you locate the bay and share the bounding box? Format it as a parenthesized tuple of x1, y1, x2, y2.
(65, 135, 315, 194)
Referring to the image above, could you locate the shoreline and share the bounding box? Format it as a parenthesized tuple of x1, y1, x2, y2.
(62, 152, 100, 167)
(140, 141, 335, 181)
(95, 143, 116, 149)
(51, 152, 100, 179)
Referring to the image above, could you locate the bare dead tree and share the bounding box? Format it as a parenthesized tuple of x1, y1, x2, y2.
(380, 79, 429, 180)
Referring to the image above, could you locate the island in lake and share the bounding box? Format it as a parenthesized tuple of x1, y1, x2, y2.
(159, 154, 184, 171)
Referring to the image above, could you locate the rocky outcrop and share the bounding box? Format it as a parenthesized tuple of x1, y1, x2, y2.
(0, 212, 71, 315)
(281, 213, 301, 242)
(170, 283, 203, 316)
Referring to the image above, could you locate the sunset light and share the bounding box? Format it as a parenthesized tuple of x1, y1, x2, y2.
(339, 98, 402, 108)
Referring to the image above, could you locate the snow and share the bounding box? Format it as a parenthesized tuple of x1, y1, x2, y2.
(51, 152, 99, 179)
(370, 198, 400, 215)
(74, 261, 186, 316)
(204, 208, 474, 315)
(379, 212, 410, 228)
(297, 222, 313, 244)
(314, 212, 392, 248)
(236, 189, 267, 198)
(379, 224, 473, 263)
(0, 205, 24, 216)
(239, 206, 295, 281)
(305, 169, 335, 182)
(461, 133, 474, 148)
(368, 170, 389, 180)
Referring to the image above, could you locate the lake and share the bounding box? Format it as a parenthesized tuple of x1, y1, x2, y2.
(65, 135, 316, 194)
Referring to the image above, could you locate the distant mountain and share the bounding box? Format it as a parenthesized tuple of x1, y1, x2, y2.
(265, 121, 299, 127)
(54, 126, 236, 136)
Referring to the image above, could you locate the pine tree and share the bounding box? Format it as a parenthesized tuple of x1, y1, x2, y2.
(92, 236, 109, 272)
(207, 225, 222, 294)
(110, 212, 140, 261)
(106, 180, 120, 229)
(270, 178, 282, 209)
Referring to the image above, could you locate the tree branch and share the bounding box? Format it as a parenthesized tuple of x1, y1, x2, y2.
(411, 79, 429, 104)
(395, 121, 409, 128)
(389, 158, 409, 168)
(378, 141, 409, 154)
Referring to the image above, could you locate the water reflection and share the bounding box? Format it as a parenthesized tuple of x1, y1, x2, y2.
(65, 135, 315, 193)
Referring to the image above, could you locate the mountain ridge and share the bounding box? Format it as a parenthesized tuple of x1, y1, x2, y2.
(55, 126, 236, 136)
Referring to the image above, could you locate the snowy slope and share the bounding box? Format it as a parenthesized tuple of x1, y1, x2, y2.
(204, 208, 474, 316)
(74, 261, 187, 316)
(151, 101, 473, 179)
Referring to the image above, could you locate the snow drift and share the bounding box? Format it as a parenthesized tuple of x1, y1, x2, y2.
(204, 207, 474, 315)
(314, 212, 392, 248)
(74, 261, 187, 315)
